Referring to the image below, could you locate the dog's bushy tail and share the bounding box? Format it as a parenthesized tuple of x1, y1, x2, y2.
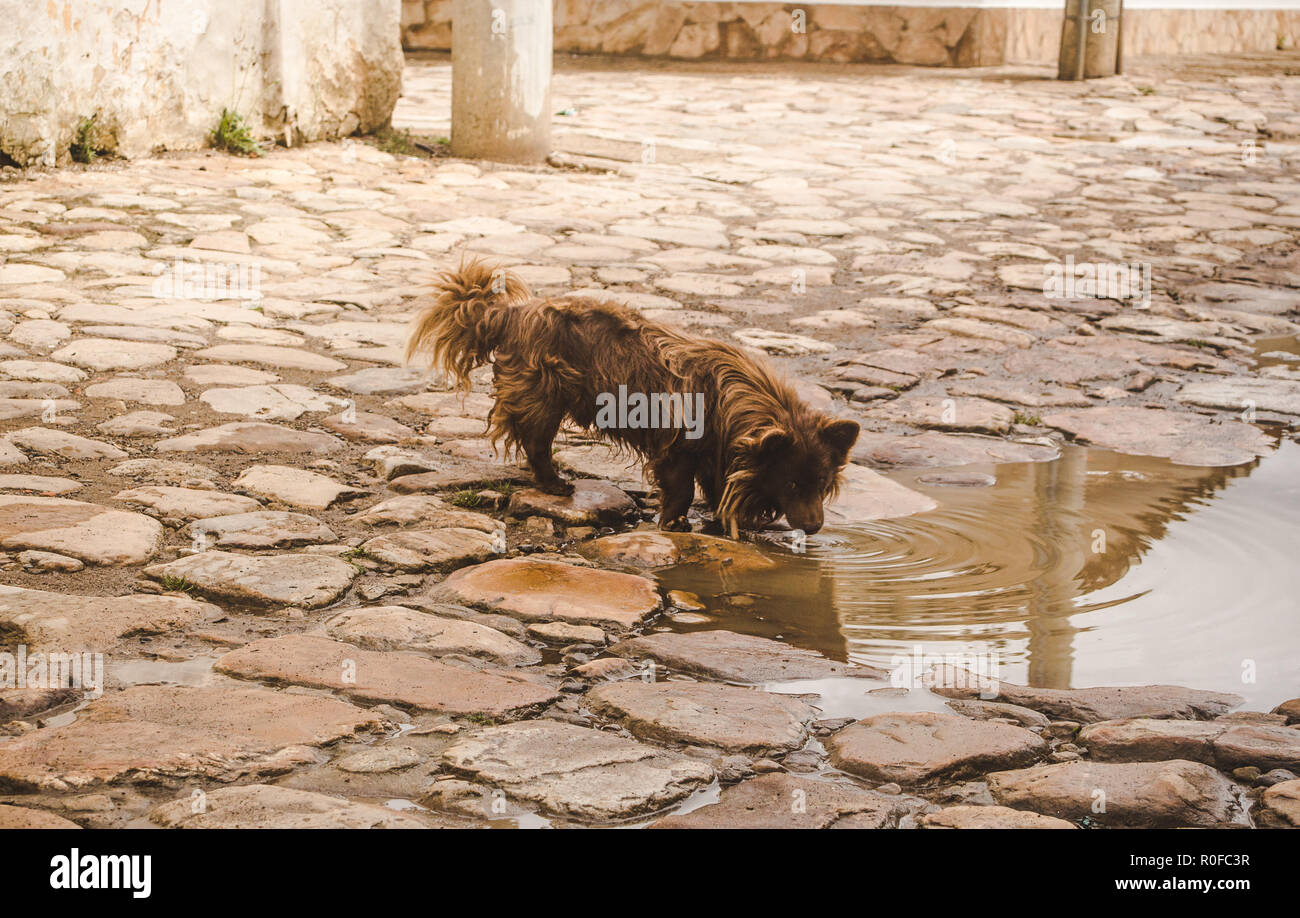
(405, 258, 530, 386)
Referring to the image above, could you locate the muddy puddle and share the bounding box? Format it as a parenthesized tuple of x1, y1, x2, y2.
(653, 439, 1300, 714)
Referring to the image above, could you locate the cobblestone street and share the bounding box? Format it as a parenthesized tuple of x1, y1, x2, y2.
(0, 53, 1298, 829)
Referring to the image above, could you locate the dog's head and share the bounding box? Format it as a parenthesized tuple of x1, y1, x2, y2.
(724, 415, 860, 535)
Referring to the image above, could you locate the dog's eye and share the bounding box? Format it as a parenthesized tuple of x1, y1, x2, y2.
(786, 481, 798, 492)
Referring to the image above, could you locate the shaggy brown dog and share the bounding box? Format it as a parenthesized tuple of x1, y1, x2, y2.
(405, 260, 860, 535)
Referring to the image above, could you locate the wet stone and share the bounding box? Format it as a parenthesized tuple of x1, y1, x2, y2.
(929, 666, 1243, 722)
(214, 634, 558, 716)
(149, 784, 429, 829)
(586, 681, 817, 755)
(824, 463, 938, 525)
(918, 804, 1076, 829)
(145, 550, 358, 609)
(1041, 407, 1272, 466)
(0, 496, 162, 565)
(610, 629, 883, 683)
(527, 621, 606, 645)
(441, 719, 714, 822)
(1079, 718, 1300, 772)
(1177, 377, 1300, 417)
(435, 558, 661, 631)
(828, 712, 1047, 785)
(1255, 780, 1300, 828)
(986, 759, 1243, 828)
(333, 745, 423, 774)
(652, 773, 921, 829)
(585, 530, 777, 572)
(322, 605, 540, 666)
(506, 480, 636, 526)
(0, 684, 381, 791)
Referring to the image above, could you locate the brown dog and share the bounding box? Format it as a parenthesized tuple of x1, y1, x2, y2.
(405, 259, 860, 535)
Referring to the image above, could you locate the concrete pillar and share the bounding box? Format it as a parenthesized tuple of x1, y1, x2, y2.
(451, 0, 552, 163)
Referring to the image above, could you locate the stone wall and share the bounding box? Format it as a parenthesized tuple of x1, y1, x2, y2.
(0, 0, 403, 167)
(1007, 8, 1300, 64)
(402, 0, 1300, 67)
(404, 1, 1007, 66)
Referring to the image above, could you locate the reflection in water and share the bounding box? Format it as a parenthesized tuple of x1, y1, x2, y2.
(655, 440, 1300, 711)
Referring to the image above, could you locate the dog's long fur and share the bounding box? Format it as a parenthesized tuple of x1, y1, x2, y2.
(406, 259, 860, 535)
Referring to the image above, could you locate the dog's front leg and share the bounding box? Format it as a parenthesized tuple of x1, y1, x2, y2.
(654, 454, 696, 532)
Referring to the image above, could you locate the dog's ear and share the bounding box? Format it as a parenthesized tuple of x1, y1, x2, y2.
(820, 418, 860, 459)
(752, 427, 794, 458)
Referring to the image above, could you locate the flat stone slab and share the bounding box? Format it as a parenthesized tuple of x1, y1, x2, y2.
(435, 558, 661, 631)
(4, 427, 127, 461)
(0, 495, 162, 565)
(233, 464, 365, 510)
(986, 759, 1243, 828)
(828, 712, 1047, 784)
(327, 366, 428, 395)
(825, 462, 938, 525)
(194, 344, 346, 372)
(356, 495, 500, 531)
(918, 805, 1075, 829)
(149, 784, 429, 829)
(0, 804, 82, 829)
(1041, 406, 1272, 466)
(610, 629, 879, 683)
(506, 480, 637, 526)
(873, 395, 1016, 435)
(155, 423, 344, 455)
(586, 681, 816, 754)
(853, 430, 1059, 468)
(0, 585, 216, 651)
(145, 550, 358, 608)
(199, 384, 343, 420)
(585, 531, 777, 572)
(321, 410, 416, 443)
(1177, 377, 1300, 417)
(190, 511, 337, 549)
(0, 474, 81, 495)
(84, 377, 185, 406)
(441, 719, 714, 822)
(109, 458, 220, 488)
(51, 339, 176, 371)
(215, 634, 558, 716)
(1079, 718, 1300, 772)
(114, 486, 263, 520)
(0, 683, 381, 791)
(652, 773, 920, 829)
(388, 459, 530, 493)
(360, 527, 498, 572)
(927, 666, 1243, 722)
(322, 605, 539, 666)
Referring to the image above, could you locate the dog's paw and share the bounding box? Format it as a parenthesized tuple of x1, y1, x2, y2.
(536, 478, 575, 497)
(659, 516, 692, 532)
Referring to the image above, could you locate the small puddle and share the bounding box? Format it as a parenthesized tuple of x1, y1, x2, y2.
(654, 439, 1300, 712)
(109, 657, 217, 688)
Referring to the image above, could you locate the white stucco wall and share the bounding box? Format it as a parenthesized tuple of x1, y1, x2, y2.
(0, 0, 402, 166)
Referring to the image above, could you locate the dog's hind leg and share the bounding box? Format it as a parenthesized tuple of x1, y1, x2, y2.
(512, 407, 573, 496)
(654, 453, 696, 531)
